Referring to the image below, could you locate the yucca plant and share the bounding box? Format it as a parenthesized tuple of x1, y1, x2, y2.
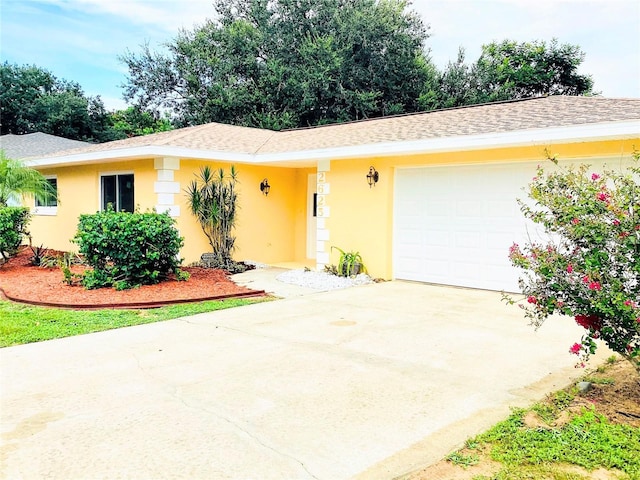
(186, 166, 241, 271)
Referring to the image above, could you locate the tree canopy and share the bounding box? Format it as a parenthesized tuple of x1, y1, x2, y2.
(3, 6, 596, 139)
(0, 63, 173, 143)
(122, 0, 595, 130)
(121, 0, 437, 129)
(0, 63, 117, 142)
(473, 39, 594, 101)
(107, 106, 173, 138)
(427, 40, 594, 110)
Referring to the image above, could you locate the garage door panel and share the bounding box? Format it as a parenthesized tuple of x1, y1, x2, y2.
(425, 231, 450, 246)
(425, 259, 450, 278)
(426, 201, 450, 215)
(395, 257, 425, 277)
(394, 163, 537, 292)
(456, 200, 484, 216)
(455, 231, 483, 248)
(398, 228, 422, 244)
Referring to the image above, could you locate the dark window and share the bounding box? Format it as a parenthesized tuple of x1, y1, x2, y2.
(35, 178, 57, 207)
(101, 174, 134, 212)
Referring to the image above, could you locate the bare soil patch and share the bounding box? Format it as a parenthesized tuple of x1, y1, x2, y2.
(0, 247, 262, 308)
(404, 359, 640, 480)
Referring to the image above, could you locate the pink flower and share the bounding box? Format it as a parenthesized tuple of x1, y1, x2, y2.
(624, 300, 636, 308)
(575, 314, 602, 331)
(613, 219, 621, 226)
(637, 317, 640, 324)
(572, 218, 580, 225)
(527, 296, 537, 304)
(557, 301, 564, 307)
(566, 264, 573, 273)
(588, 281, 602, 291)
(591, 173, 600, 180)
(596, 192, 609, 202)
(582, 275, 590, 284)
(569, 343, 582, 355)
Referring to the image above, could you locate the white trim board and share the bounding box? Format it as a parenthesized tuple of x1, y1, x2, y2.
(24, 120, 640, 169)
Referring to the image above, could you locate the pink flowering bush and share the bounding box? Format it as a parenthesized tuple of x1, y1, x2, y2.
(505, 151, 639, 374)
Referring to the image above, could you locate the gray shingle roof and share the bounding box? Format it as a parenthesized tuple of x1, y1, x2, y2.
(22, 96, 640, 162)
(257, 96, 640, 154)
(0, 133, 91, 159)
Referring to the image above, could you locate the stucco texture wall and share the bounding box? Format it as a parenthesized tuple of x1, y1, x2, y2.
(29, 159, 156, 252)
(323, 139, 639, 280)
(173, 161, 310, 265)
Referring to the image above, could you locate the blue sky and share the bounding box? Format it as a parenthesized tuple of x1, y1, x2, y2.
(1, 0, 639, 110)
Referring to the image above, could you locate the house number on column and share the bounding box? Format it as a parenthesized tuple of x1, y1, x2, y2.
(317, 183, 330, 194)
(316, 195, 329, 217)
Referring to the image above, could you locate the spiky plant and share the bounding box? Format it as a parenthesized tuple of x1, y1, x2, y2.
(186, 165, 240, 270)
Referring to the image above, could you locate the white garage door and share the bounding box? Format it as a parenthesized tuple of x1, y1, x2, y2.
(393, 163, 539, 292)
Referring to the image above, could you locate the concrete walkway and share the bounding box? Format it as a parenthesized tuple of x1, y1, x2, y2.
(0, 280, 606, 479)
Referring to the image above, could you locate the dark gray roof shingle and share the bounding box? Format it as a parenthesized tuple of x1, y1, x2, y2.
(0, 133, 91, 159)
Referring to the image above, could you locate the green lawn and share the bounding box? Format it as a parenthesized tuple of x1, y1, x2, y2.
(0, 298, 271, 347)
(444, 358, 640, 480)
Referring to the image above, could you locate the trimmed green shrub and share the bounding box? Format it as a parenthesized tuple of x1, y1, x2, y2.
(73, 207, 186, 289)
(0, 206, 30, 263)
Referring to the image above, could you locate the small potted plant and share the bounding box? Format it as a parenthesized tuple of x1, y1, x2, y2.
(331, 246, 366, 277)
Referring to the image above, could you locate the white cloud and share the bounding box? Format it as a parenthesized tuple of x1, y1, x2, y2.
(98, 95, 129, 111)
(36, 0, 215, 33)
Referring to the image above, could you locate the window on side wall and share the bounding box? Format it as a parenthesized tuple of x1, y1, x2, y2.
(101, 173, 134, 212)
(34, 177, 58, 216)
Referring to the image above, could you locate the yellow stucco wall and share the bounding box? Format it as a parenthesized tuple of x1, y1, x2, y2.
(323, 139, 639, 279)
(28, 138, 638, 275)
(29, 159, 310, 266)
(174, 161, 309, 265)
(29, 160, 155, 252)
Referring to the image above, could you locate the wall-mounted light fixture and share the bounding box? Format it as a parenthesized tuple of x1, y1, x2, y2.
(260, 178, 271, 196)
(366, 166, 379, 188)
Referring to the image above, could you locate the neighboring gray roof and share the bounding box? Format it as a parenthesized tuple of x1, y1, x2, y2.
(22, 96, 640, 165)
(0, 133, 91, 159)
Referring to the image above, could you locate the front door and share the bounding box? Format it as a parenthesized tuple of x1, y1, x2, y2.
(306, 174, 317, 259)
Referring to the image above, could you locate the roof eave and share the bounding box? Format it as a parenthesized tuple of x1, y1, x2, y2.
(24, 145, 256, 168)
(25, 120, 640, 169)
(255, 120, 640, 165)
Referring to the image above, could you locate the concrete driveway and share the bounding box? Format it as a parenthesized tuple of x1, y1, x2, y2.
(0, 281, 604, 479)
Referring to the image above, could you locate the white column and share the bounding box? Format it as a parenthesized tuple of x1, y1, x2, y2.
(154, 157, 180, 217)
(316, 159, 331, 270)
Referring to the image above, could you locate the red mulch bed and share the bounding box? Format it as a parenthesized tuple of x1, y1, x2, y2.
(0, 247, 264, 309)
